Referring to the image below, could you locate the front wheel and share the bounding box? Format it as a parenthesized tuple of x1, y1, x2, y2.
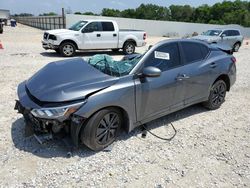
(81, 108, 123, 151)
(203, 80, 227, 110)
(59, 42, 76, 57)
(123, 41, 135, 55)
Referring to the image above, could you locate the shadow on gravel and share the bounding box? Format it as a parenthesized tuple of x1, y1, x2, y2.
(11, 104, 206, 158)
(40, 50, 124, 58)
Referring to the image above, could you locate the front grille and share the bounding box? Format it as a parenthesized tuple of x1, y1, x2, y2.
(43, 32, 49, 40)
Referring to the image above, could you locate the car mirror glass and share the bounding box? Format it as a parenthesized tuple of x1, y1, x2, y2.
(221, 34, 226, 38)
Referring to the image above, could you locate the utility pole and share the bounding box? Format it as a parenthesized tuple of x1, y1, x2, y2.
(62, 8, 66, 28)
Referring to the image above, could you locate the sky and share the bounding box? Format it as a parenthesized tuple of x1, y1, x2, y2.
(0, 0, 232, 15)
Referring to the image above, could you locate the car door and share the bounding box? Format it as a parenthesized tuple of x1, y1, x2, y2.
(220, 30, 235, 48)
(80, 21, 103, 49)
(179, 41, 213, 105)
(135, 42, 186, 122)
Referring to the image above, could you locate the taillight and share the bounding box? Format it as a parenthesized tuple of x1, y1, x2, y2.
(143, 33, 146, 40)
(231, 56, 236, 63)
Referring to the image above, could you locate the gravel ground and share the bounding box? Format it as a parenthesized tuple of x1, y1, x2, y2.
(0, 24, 250, 187)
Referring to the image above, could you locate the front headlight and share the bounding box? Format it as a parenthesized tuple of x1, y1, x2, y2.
(31, 101, 85, 119)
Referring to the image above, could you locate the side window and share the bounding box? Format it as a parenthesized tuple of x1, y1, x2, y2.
(84, 22, 102, 32)
(200, 44, 210, 58)
(230, 30, 240, 36)
(144, 43, 181, 71)
(101, 22, 115, 31)
(181, 42, 205, 64)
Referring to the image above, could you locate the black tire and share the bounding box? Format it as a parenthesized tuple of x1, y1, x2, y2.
(112, 49, 120, 52)
(81, 108, 123, 151)
(123, 41, 135, 55)
(233, 42, 241, 52)
(54, 49, 60, 54)
(203, 80, 227, 110)
(59, 42, 76, 57)
(0, 30, 3, 34)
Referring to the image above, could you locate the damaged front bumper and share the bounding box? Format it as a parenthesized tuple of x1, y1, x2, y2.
(14, 97, 86, 147)
(42, 40, 59, 50)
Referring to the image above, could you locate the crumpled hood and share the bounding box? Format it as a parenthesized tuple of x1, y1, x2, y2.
(192, 35, 220, 42)
(46, 29, 78, 35)
(26, 58, 118, 102)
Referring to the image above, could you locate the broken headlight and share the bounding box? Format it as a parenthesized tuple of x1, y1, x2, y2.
(31, 101, 86, 119)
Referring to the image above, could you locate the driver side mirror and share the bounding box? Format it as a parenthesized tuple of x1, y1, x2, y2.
(141, 66, 161, 78)
(221, 34, 226, 38)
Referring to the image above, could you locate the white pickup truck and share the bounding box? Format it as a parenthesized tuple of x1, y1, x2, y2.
(42, 20, 147, 57)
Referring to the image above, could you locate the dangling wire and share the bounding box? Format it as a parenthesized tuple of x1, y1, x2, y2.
(142, 122, 177, 141)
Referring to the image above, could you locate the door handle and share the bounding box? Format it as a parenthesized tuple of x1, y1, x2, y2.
(176, 74, 190, 81)
(210, 62, 217, 68)
(113, 33, 117, 37)
(96, 34, 101, 37)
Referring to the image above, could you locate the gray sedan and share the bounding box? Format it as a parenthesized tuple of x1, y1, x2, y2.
(15, 39, 236, 151)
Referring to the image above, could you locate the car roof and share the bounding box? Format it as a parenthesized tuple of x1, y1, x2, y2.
(212, 28, 241, 31)
(154, 38, 210, 48)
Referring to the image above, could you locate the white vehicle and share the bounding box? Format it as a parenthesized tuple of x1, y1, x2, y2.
(42, 20, 147, 57)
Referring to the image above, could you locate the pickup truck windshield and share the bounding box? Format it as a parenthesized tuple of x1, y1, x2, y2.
(88, 54, 143, 77)
(69, 21, 87, 31)
(202, 30, 222, 36)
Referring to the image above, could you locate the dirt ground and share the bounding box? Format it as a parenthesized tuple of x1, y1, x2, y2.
(0, 24, 249, 187)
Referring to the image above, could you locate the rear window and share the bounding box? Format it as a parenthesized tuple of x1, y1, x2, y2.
(181, 42, 208, 64)
(230, 30, 240, 36)
(101, 22, 115, 31)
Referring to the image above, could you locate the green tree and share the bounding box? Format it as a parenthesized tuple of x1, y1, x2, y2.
(39, 12, 57, 16)
(102, 8, 121, 17)
(169, 5, 194, 22)
(135, 4, 170, 20)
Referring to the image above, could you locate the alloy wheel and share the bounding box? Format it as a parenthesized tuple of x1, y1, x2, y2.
(234, 43, 240, 52)
(126, 44, 135, 54)
(63, 44, 74, 56)
(96, 112, 120, 145)
(211, 82, 226, 106)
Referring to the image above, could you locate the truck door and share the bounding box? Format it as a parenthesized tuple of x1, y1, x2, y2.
(99, 22, 118, 49)
(80, 22, 103, 49)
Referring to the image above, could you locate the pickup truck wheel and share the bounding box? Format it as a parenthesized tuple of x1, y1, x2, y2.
(233, 42, 241, 52)
(203, 80, 227, 110)
(59, 42, 76, 57)
(81, 108, 122, 151)
(123, 41, 135, 55)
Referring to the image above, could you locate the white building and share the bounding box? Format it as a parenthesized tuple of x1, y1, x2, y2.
(0, 9, 10, 19)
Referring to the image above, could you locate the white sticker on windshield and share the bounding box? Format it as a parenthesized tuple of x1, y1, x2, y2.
(154, 51, 170, 60)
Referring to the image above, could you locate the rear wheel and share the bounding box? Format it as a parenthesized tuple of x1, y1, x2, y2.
(233, 42, 241, 52)
(123, 41, 135, 55)
(81, 108, 123, 151)
(59, 42, 76, 57)
(203, 80, 227, 110)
